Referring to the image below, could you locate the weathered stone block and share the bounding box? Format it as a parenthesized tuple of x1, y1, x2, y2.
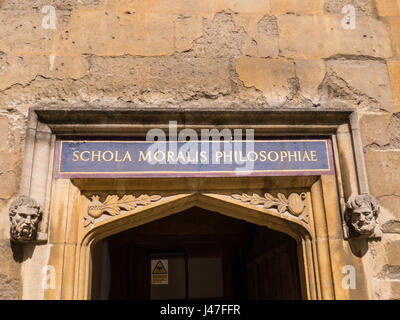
(365, 149, 400, 198)
(174, 15, 203, 53)
(295, 59, 326, 104)
(278, 15, 392, 59)
(61, 9, 175, 56)
(140, 0, 226, 16)
(374, 279, 400, 299)
(0, 55, 46, 91)
(0, 116, 9, 152)
(376, 0, 400, 16)
(192, 12, 246, 59)
(387, 17, 400, 58)
(235, 57, 295, 107)
(359, 113, 392, 146)
(0, 0, 103, 10)
(379, 196, 400, 227)
(0, 151, 13, 173)
(88, 55, 233, 101)
(388, 61, 400, 112)
(379, 195, 400, 220)
(241, 35, 279, 58)
(234, 14, 279, 58)
(325, 60, 394, 112)
(83, 12, 247, 102)
(271, 0, 325, 15)
(388, 113, 400, 147)
(382, 220, 400, 234)
(257, 15, 279, 36)
(378, 264, 400, 280)
(227, 0, 270, 14)
(324, 0, 376, 16)
(0, 55, 88, 91)
(0, 77, 90, 108)
(126, 0, 205, 15)
(0, 240, 20, 299)
(0, 10, 58, 55)
(0, 171, 17, 200)
(382, 239, 400, 265)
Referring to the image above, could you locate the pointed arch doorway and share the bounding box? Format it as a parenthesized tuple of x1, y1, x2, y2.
(90, 206, 303, 300)
(74, 185, 315, 301)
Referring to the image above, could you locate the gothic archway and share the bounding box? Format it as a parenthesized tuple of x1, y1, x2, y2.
(91, 206, 304, 300)
(75, 192, 314, 300)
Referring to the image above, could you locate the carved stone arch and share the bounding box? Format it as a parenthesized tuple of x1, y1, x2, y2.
(81, 192, 311, 246)
(77, 192, 315, 300)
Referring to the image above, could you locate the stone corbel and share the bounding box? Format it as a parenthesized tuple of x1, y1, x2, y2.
(9, 196, 45, 243)
(343, 194, 382, 240)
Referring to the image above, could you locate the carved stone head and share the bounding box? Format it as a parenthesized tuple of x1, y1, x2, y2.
(9, 197, 42, 242)
(345, 194, 381, 238)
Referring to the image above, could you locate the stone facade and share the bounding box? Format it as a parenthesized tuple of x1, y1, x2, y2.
(0, 0, 399, 300)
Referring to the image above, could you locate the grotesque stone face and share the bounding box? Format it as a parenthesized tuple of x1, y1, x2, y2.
(350, 205, 377, 235)
(346, 194, 380, 238)
(9, 197, 42, 242)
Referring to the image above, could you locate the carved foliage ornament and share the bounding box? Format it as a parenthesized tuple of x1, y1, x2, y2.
(231, 192, 308, 223)
(345, 194, 382, 239)
(9, 196, 42, 242)
(85, 194, 162, 227)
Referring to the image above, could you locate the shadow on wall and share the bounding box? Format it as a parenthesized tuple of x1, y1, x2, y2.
(10, 240, 35, 263)
(348, 238, 369, 257)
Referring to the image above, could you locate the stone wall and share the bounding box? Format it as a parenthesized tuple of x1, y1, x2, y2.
(0, 0, 399, 299)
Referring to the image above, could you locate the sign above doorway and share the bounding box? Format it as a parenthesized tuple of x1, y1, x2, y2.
(54, 139, 334, 178)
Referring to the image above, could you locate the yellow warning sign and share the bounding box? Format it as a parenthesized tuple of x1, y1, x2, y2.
(152, 261, 167, 274)
(151, 259, 168, 285)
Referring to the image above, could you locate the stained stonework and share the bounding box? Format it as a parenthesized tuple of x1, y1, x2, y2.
(0, 240, 21, 300)
(324, 0, 377, 16)
(0, 0, 399, 300)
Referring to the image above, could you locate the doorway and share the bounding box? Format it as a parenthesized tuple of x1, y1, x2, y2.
(90, 207, 302, 300)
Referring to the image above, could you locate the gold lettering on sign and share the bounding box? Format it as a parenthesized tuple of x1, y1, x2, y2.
(71, 150, 133, 162)
(102, 151, 113, 162)
(268, 151, 279, 162)
(200, 151, 207, 162)
(287, 151, 297, 162)
(80, 151, 90, 162)
(139, 151, 151, 162)
(71, 149, 320, 164)
(302, 151, 311, 162)
(72, 151, 79, 162)
(122, 151, 132, 162)
(92, 151, 101, 162)
(310, 150, 318, 161)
